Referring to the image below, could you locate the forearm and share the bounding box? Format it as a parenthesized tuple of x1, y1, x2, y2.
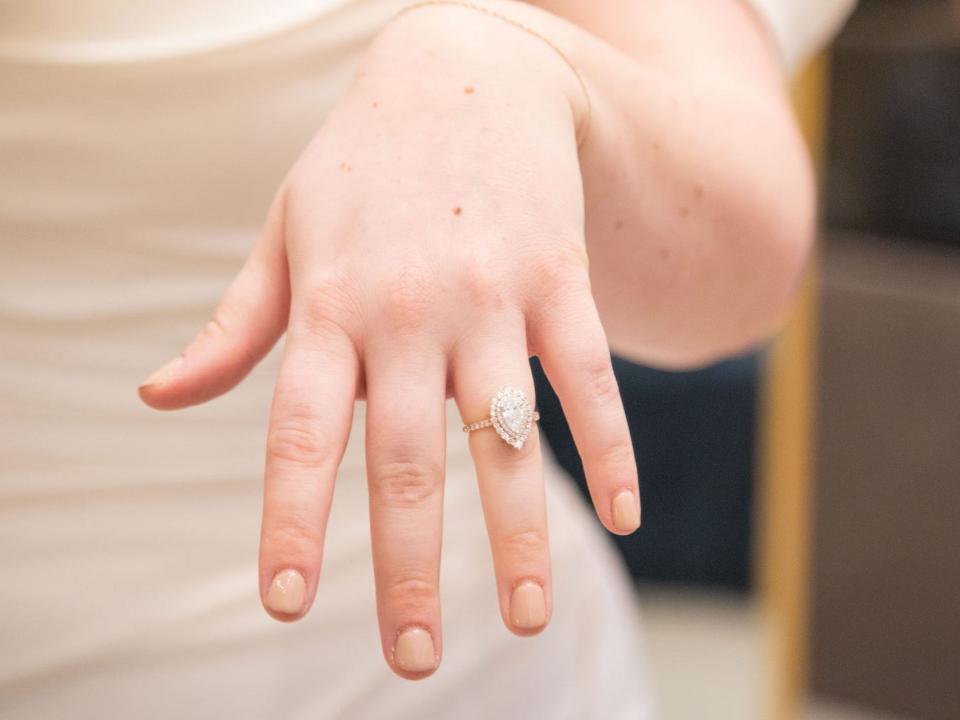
(527, 0, 816, 368)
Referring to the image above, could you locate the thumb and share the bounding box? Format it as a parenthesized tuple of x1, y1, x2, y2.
(138, 189, 290, 411)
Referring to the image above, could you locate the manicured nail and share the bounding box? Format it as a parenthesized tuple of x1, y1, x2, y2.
(612, 490, 640, 533)
(510, 581, 547, 629)
(393, 627, 436, 673)
(140, 355, 183, 388)
(265, 569, 306, 616)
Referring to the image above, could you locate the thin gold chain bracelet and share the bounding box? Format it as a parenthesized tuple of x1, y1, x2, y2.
(393, 0, 592, 148)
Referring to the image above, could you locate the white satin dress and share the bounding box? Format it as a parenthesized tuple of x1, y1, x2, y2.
(0, 1, 852, 718)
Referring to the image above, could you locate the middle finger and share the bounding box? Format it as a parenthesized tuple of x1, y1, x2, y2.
(365, 339, 447, 680)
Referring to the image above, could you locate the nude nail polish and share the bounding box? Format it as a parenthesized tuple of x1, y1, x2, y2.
(612, 490, 640, 533)
(510, 581, 547, 629)
(393, 627, 436, 673)
(265, 569, 306, 616)
(139, 355, 183, 388)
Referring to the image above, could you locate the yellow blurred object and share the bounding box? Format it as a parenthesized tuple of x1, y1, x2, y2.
(756, 51, 828, 720)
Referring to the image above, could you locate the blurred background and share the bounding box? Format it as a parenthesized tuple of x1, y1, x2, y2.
(534, 1, 960, 718)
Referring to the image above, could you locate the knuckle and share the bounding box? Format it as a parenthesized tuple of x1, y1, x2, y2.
(379, 266, 434, 335)
(298, 275, 357, 336)
(456, 258, 508, 314)
(594, 438, 637, 477)
(200, 313, 229, 342)
(501, 527, 548, 558)
(582, 355, 620, 405)
(372, 460, 442, 507)
(383, 573, 438, 610)
(532, 245, 591, 315)
(262, 513, 322, 555)
(197, 311, 255, 366)
(267, 410, 331, 466)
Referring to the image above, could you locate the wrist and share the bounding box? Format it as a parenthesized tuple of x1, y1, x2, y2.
(362, 1, 589, 149)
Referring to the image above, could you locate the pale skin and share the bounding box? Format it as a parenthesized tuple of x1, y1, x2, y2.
(139, 0, 814, 680)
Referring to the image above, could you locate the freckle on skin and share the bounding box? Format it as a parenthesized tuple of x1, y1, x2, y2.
(660, 247, 671, 260)
(464, 85, 475, 95)
(652, 140, 662, 152)
(693, 184, 704, 201)
(453, 207, 462, 216)
(678, 206, 689, 218)
(372, 101, 379, 109)
(614, 219, 624, 231)
(340, 162, 352, 172)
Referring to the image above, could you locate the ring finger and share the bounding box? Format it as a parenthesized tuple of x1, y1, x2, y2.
(452, 309, 551, 636)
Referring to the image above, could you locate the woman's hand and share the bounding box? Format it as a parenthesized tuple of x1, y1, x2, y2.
(139, 6, 639, 680)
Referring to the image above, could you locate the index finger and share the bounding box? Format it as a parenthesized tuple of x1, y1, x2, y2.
(258, 308, 359, 620)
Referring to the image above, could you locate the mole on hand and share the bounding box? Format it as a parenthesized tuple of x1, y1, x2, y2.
(340, 162, 353, 172)
(452, 207, 463, 216)
(463, 85, 475, 95)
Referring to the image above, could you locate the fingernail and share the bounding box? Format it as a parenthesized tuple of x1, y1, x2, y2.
(139, 355, 184, 388)
(510, 581, 547, 629)
(612, 490, 640, 533)
(393, 627, 436, 673)
(265, 569, 306, 616)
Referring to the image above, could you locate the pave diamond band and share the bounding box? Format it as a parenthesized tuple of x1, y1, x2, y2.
(463, 386, 540, 449)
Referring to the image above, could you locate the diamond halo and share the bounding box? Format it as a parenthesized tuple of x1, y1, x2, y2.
(462, 386, 540, 449)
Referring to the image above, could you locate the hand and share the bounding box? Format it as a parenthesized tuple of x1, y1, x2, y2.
(139, 5, 639, 680)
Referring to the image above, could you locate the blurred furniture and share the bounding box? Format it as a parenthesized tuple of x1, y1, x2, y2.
(813, 233, 960, 720)
(756, 52, 830, 720)
(810, 2, 960, 718)
(826, 0, 960, 246)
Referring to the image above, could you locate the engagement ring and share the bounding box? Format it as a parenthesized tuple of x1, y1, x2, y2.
(462, 386, 540, 449)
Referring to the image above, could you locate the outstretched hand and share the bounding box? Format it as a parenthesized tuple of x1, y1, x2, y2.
(139, 6, 639, 681)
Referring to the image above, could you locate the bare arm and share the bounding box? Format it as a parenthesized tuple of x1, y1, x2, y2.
(526, 0, 815, 368)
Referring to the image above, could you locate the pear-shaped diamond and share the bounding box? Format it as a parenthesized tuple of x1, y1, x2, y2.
(500, 395, 528, 434)
(490, 386, 535, 449)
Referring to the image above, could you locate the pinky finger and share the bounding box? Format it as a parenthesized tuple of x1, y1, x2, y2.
(530, 286, 641, 535)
